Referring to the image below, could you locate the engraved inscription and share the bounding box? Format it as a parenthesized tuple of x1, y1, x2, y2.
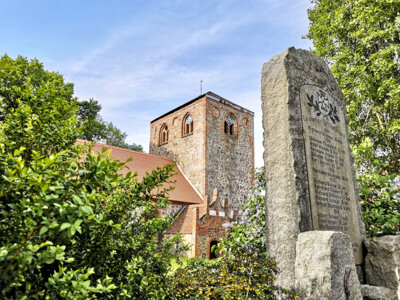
(301, 85, 362, 264)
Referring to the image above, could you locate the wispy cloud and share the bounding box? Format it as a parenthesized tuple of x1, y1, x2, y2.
(41, 0, 312, 159)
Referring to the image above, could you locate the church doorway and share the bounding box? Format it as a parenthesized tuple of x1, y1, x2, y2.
(209, 240, 219, 259)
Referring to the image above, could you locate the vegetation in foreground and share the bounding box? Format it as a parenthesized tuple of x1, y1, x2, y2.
(166, 168, 297, 299)
(0, 56, 290, 299)
(0, 55, 183, 299)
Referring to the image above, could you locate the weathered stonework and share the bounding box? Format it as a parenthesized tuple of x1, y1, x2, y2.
(295, 231, 362, 300)
(150, 93, 254, 258)
(160, 203, 184, 218)
(365, 235, 400, 297)
(150, 92, 254, 211)
(150, 99, 207, 196)
(205, 97, 254, 211)
(261, 47, 366, 289)
(195, 214, 227, 258)
(165, 191, 238, 258)
(360, 284, 397, 300)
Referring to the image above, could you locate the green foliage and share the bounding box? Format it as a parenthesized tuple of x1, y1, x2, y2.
(306, 0, 400, 236)
(306, 0, 400, 174)
(77, 99, 106, 142)
(0, 55, 181, 299)
(0, 55, 79, 157)
(360, 173, 400, 237)
(166, 168, 296, 299)
(220, 167, 266, 256)
(356, 139, 400, 235)
(167, 253, 293, 299)
(77, 99, 143, 152)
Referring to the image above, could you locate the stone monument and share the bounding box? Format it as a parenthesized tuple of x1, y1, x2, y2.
(261, 47, 366, 292)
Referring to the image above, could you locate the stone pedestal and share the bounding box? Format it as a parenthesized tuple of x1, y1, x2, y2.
(360, 284, 397, 300)
(365, 235, 400, 298)
(295, 231, 362, 300)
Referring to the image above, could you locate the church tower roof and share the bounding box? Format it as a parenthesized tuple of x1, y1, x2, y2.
(150, 91, 254, 124)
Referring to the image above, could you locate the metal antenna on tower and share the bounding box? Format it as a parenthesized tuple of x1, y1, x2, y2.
(200, 80, 203, 95)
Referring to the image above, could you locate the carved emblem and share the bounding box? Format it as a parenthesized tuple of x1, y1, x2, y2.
(307, 89, 340, 124)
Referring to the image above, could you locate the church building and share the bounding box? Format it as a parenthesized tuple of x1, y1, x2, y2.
(90, 92, 254, 258)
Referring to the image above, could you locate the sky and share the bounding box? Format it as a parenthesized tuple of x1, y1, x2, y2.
(0, 0, 313, 167)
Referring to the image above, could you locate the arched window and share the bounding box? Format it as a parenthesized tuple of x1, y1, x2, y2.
(224, 114, 235, 135)
(182, 114, 193, 136)
(159, 124, 169, 145)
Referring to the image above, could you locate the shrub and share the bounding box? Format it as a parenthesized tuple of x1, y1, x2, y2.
(0, 55, 182, 299)
(166, 168, 297, 299)
(360, 173, 400, 237)
(353, 137, 400, 237)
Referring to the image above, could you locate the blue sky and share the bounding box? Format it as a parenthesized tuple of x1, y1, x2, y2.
(1, 0, 313, 166)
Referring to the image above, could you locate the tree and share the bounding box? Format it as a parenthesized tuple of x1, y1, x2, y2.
(306, 0, 400, 236)
(306, 0, 400, 174)
(0, 55, 79, 158)
(76, 98, 106, 141)
(101, 121, 144, 152)
(77, 99, 144, 152)
(0, 55, 181, 298)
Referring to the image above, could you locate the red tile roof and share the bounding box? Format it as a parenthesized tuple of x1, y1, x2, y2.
(77, 140, 203, 205)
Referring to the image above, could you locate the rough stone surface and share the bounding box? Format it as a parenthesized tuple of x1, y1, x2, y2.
(360, 284, 397, 300)
(261, 47, 366, 289)
(295, 231, 362, 300)
(150, 93, 254, 212)
(150, 93, 254, 258)
(365, 235, 400, 297)
(205, 97, 254, 210)
(160, 203, 184, 218)
(150, 98, 207, 196)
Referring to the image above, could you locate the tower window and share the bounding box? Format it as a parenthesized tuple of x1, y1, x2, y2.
(182, 114, 193, 136)
(159, 124, 169, 145)
(224, 114, 235, 135)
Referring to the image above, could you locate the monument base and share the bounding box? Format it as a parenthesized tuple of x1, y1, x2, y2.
(295, 231, 362, 300)
(360, 285, 397, 300)
(365, 236, 400, 298)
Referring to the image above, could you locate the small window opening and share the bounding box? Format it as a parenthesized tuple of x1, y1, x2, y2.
(159, 124, 169, 145)
(183, 114, 193, 136)
(224, 115, 234, 135)
(209, 240, 219, 259)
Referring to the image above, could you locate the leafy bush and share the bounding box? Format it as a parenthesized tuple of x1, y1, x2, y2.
(168, 252, 286, 299)
(0, 55, 183, 299)
(353, 137, 400, 237)
(360, 173, 400, 237)
(166, 168, 297, 299)
(220, 167, 266, 256)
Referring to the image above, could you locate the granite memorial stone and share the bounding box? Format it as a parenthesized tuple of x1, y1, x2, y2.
(261, 47, 366, 289)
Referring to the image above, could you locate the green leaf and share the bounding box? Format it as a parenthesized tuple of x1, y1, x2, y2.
(39, 226, 49, 235)
(60, 223, 71, 231)
(80, 205, 92, 215)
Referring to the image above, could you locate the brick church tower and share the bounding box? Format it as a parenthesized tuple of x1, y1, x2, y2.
(149, 92, 254, 211)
